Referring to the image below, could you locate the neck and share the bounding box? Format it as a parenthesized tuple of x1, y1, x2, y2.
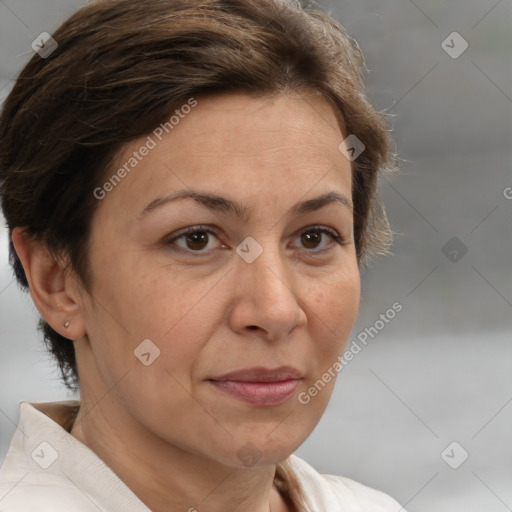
(70, 391, 289, 512)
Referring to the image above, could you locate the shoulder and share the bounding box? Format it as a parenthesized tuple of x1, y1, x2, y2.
(287, 454, 405, 512)
(0, 475, 103, 511)
(0, 401, 147, 512)
(0, 402, 100, 511)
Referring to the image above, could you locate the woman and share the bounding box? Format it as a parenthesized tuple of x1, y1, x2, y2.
(0, 0, 403, 510)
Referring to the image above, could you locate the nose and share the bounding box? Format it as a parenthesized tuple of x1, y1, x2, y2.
(227, 244, 307, 340)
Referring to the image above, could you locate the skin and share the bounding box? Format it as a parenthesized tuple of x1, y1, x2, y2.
(13, 91, 360, 512)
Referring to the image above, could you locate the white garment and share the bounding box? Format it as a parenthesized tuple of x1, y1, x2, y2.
(0, 402, 405, 511)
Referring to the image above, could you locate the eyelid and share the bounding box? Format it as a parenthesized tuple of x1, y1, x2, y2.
(165, 224, 217, 243)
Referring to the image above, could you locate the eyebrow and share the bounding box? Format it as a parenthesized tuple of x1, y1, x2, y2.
(138, 190, 352, 221)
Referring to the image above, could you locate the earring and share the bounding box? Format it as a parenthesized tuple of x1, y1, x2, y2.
(63, 320, 70, 328)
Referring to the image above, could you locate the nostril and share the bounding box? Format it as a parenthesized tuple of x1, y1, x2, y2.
(246, 325, 259, 331)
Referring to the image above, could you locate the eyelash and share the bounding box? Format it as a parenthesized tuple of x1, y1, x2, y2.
(164, 225, 346, 256)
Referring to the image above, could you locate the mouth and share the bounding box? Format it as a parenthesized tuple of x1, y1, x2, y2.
(207, 366, 303, 407)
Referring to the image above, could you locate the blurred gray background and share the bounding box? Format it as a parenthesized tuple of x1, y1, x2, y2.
(1, 1, 511, 511)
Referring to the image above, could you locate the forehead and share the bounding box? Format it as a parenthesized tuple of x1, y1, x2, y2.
(96, 92, 351, 217)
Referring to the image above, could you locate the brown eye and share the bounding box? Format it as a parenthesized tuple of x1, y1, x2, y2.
(293, 227, 343, 252)
(185, 231, 209, 250)
(166, 226, 223, 254)
(301, 231, 322, 249)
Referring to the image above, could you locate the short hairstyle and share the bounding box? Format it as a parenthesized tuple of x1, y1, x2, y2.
(0, 0, 394, 393)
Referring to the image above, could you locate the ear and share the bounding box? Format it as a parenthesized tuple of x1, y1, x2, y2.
(11, 227, 86, 341)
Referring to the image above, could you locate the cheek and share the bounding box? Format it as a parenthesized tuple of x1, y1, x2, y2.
(309, 266, 360, 329)
(88, 251, 175, 338)
(91, 267, 221, 383)
(304, 265, 360, 375)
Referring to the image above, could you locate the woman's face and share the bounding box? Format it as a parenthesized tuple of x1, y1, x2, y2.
(77, 92, 360, 467)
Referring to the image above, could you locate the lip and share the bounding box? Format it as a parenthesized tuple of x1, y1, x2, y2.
(208, 366, 302, 406)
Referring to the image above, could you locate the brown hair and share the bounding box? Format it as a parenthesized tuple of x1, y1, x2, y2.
(0, 0, 392, 486)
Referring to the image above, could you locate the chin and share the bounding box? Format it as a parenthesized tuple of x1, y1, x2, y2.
(217, 423, 313, 469)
